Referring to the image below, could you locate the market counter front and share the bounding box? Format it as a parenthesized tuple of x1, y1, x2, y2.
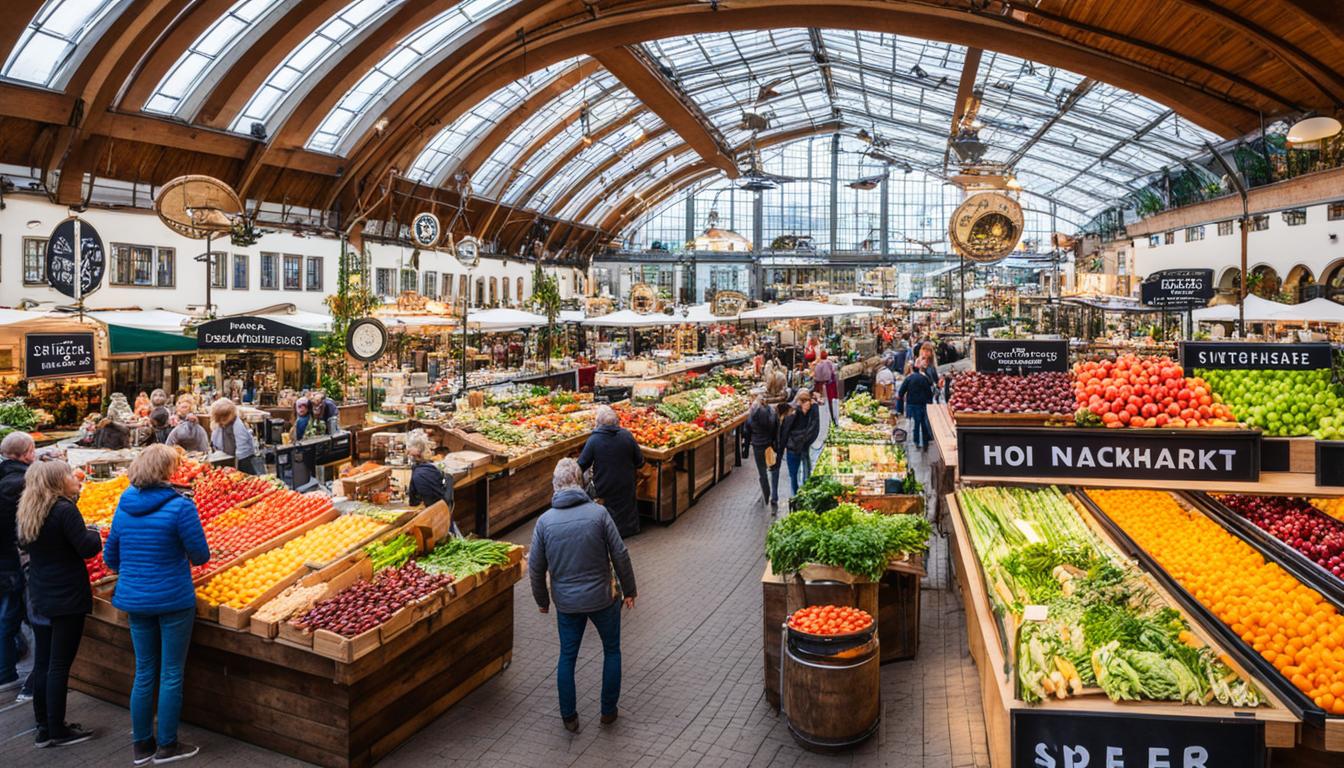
(635, 411, 747, 523)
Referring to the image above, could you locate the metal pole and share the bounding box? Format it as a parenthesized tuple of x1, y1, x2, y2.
(205, 233, 213, 316)
(461, 275, 469, 397)
(959, 254, 967, 335)
(1239, 203, 1249, 337)
(73, 216, 83, 319)
(1050, 201, 1059, 334)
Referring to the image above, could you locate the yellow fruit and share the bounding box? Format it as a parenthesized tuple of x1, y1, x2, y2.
(79, 476, 129, 526)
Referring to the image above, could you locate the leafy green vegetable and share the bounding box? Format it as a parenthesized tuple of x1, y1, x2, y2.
(419, 537, 512, 579)
(365, 534, 416, 572)
(765, 502, 931, 580)
(789, 476, 853, 514)
(0, 400, 37, 431)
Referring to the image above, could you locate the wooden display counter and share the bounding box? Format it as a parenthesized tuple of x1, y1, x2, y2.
(70, 560, 523, 768)
(944, 491, 1300, 767)
(637, 412, 746, 524)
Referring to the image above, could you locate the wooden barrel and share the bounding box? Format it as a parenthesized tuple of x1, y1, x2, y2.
(781, 630, 881, 751)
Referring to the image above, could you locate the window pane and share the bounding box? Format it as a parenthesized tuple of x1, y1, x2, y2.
(283, 254, 302, 290)
(24, 238, 48, 284)
(3, 0, 124, 86)
(210, 251, 228, 288)
(157, 248, 175, 287)
(232, 253, 248, 289)
(260, 252, 277, 289)
(305, 256, 322, 291)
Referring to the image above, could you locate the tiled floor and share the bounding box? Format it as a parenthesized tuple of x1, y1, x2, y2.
(0, 441, 989, 767)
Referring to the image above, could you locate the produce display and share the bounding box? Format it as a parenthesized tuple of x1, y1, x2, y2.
(764, 502, 931, 580)
(365, 534, 417, 572)
(1311, 497, 1344, 524)
(841, 392, 885, 425)
(192, 490, 335, 581)
(78, 476, 129, 527)
(787, 605, 874, 636)
(1197, 368, 1343, 438)
(616, 405, 707, 449)
(292, 562, 451, 638)
(253, 582, 329, 624)
(958, 485, 1261, 706)
(85, 527, 111, 583)
(1073, 355, 1235, 428)
(1214, 494, 1344, 581)
(198, 514, 384, 609)
(950, 371, 1073, 415)
(789, 476, 855, 515)
(419, 537, 513, 580)
(656, 385, 747, 430)
(1086, 488, 1344, 714)
(168, 456, 205, 485)
(191, 468, 285, 522)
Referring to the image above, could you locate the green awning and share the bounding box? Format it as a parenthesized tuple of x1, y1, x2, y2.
(108, 324, 197, 354)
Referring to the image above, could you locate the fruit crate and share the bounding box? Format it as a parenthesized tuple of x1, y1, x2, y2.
(1260, 436, 1317, 474)
(951, 410, 1066, 427)
(252, 556, 372, 642)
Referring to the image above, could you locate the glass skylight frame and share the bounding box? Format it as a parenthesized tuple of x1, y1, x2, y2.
(3, 0, 128, 88)
(142, 0, 285, 116)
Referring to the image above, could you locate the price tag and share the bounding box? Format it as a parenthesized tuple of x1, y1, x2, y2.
(1023, 605, 1049, 622)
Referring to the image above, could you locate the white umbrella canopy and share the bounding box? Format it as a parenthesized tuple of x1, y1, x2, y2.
(1270, 297, 1344, 323)
(739, 300, 879, 320)
(0, 308, 56, 326)
(580, 309, 675, 328)
(1193, 295, 1291, 323)
(82, 309, 192, 332)
(465, 308, 548, 331)
(252, 308, 333, 332)
(559, 309, 586, 323)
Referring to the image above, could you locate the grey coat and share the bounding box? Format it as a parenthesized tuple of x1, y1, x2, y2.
(529, 487, 637, 614)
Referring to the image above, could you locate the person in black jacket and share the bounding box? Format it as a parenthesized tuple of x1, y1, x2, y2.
(742, 396, 781, 513)
(577, 405, 645, 538)
(779, 390, 820, 496)
(0, 432, 35, 694)
(405, 430, 461, 536)
(898, 365, 936, 450)
(17, 459, 102, 747)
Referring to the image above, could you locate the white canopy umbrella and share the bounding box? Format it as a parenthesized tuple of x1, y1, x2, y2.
(559, 309, 586, 324)
(380, 314, 457, 328)
(1269, 297, 1344, 324)
(579, 310, 674, 328)
(83, 309, 193, 333)
(465, 307, 548, 332)
(252, 308, 333, 332)
(1192, 295, 1290, 323)
(679, 303, 739, 324)
(0, 308, 55, 326)
(739, 300, 879, 320)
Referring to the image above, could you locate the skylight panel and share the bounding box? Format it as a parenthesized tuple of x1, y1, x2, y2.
(144, 0, 284, 115)
(3, 0, 126, 87)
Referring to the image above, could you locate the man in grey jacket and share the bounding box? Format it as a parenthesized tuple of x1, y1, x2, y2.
(529, 458, 637, 733)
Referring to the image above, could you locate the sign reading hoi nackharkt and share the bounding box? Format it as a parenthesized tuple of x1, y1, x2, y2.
(196, 316, 310, 351)
(958, 426, 1260, 482)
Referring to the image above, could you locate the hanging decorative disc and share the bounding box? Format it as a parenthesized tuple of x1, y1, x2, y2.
(712, 290, 748, 317)
(455, 236, 481, 268)
(154, 175, 243, 239)
(948, 192, 1023, 263)
(630, 282, 657, 314)
(411, 212, 440, 247)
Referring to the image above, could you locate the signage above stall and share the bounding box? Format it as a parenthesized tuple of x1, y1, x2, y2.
(454, 236, 481, 268)
(630, 282, 657, 314)
(972, 338, 1068, 374)
(345, 317, 388, 363)
(1179, 341, 1332, 375)
(948, 192, 1023, 263)
(411, 212, 440, 248)
(1013, 710, 1263, 768)
(45, 217, 106, 300)
(196, 316, 310, 351)
(1140, 268, 1215, 310)
(25, 332, 96, 379)
(958, 426, 1260, 483)
(711, 290, 748, 317)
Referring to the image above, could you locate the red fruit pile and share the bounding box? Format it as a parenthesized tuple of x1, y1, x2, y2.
(85, 527, 111, 584)
(191, 468, 282, 522)
(1217, 494, 1344, 580)
(168, 457, 204, 486)
(190, 490, 333, 581)
(1073, 355, 1235, 428)
(949, 371, 1073, 415)
(293, 562, 451, 637)
(787, 604, 873, 636)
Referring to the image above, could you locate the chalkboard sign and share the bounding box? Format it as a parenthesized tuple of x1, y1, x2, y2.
(196, 316, 310, 351)
(1180, 341, 1332, 375)
(44, 217, 106, 299)
(1317, 441, 1344, 488)
(957, 426, 1260, 482)
(1013, 710, 1264, 768)
(25, 332, 96, 379)
(973, 339, 1068, 374)
(1140, 268, 1215, 309)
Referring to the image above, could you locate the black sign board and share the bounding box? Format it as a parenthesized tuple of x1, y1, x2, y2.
(1013, 710, 1264, 768)
(44, 217, 106, 300)
(973, 339, 1069, 374)
(196, 316, 310, 351)
(1180, 341, 1332, 375)
(1140, 268, 1215, 309)
(25, 332, 96, 379)
(957, 426, 1260, 482)
(1317, 441, 1344, 488)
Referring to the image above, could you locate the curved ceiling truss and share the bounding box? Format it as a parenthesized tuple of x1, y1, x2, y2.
(1, 0, 1340, 258)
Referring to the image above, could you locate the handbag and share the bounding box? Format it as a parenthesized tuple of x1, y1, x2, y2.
(764, 446, 777, 466)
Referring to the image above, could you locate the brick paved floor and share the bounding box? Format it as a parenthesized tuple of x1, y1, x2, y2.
(0, 444, 989, 767)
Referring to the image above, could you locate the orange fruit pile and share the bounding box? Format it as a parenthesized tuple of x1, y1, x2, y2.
(78, 475, 129, 526)
(197, 515, 381, 609)
(1089, 488, 1344, 714)
(1309, 497, 1344, 524)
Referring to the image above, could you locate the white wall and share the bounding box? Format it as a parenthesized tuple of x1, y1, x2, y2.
(1131, 201, 1344, 285)
(0, 195, 564, 313)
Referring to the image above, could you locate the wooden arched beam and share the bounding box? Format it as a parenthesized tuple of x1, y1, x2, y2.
(446, 58, 604, 185)
(512, 109, 654, 211)
(479, 103, 586, 200)
(117, 0, 241, 111)
(47, 0, 184, 203)
(329, 0, 1276, 216)
(1278, 1, 1344, 48)
(192, 0, 363, 127)
(607, 165, 719, 237)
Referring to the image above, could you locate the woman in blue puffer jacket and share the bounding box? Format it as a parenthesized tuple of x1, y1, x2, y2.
(103, 445, 209, 765)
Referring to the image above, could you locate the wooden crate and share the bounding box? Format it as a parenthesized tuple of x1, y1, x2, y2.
(690, 438, 718, 498)
(249, 557, 373, 641)
(71, 562, 522, 768)
(878, 562, 923, 663)
(951, 410, 1064, 427)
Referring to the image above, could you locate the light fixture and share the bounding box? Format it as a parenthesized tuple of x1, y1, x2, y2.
(26, 219, 41, 229)
(1287, 115, 1342, 146)
(373, 117, 389, 134)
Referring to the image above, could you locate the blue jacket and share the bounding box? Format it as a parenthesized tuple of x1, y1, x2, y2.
(104, 484, 209, 614)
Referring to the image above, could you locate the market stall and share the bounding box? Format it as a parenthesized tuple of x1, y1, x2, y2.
(0, 310, 106, 427)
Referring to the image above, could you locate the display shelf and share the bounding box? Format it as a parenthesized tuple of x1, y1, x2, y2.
(945, 491, 1300, 767)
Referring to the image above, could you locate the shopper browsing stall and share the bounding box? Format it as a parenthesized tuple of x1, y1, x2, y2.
(166, 402, 210, 454)
(0, 432, 35, 695)
(780, 390, 820, 495)
(104, 445, 209, 765)
(812, 350, 839, 422)
(577, 405, 645, 538)
(743, 395, 781, 513)
(529, 458, 637, 733)
(897, 364, 935, 450)
(405, 431, 461, 537)
(18, 459, 102, 748)
(210, 399, 264, 475)
(91, 417, 132, 450)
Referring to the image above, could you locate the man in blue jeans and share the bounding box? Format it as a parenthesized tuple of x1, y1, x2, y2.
(898, 365, 936, 449)
(529, 458, 637, 733)
(0, 432, 36, 695)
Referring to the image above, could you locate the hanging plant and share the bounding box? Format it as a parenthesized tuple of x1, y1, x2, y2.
(314, 241, 381, 399)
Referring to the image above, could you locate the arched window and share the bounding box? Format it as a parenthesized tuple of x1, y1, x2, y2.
(489, 277, 498, 305)
(517, 276, 525, 303)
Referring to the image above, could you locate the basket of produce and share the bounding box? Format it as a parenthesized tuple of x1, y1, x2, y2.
(786, 605, 877, 658)
(950, 371, 1073, 425)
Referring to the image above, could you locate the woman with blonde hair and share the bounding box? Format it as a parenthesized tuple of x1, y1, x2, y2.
(18, 459, 101, 748)
(210, 398, 263, 475)
(105, 445, 208, 764)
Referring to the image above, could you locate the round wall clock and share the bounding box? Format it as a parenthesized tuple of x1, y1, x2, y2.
(456, 236, 481, 268)
(346, 317, 388, 362)
(949, 192, 1024, 263)
(411, 212, 440, 248)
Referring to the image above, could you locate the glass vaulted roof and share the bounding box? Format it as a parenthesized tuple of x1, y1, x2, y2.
(144, 0, 286, 116)
(3, 0, 127, 87)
